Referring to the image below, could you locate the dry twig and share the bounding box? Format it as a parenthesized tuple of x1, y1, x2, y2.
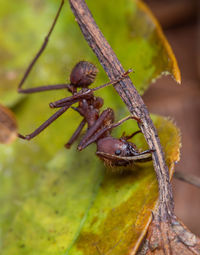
(69, 0, 173, 220)
(68, 0, 200, 253)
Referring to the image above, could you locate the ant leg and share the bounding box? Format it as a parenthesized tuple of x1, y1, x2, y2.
(71, 106, 83, 116)
(121, 130, 141, 140)
(64, 119, 86, 149)
(132, 150, 154, 162)
(18, 104, 69, 140)
(78, 108, 114, 150)
(70, 98, 90, 116)
(78, 115, 141, 150)
(138, 149, 155, 155)
(18, 84, 70, 94)
(18, 0, 65, 91)
(130, 149, 155, 162)
(49, 89, 93, 108)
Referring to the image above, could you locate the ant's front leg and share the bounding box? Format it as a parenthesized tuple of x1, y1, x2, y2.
(138, 149, 155, 156)
(130, 149, 155, 162)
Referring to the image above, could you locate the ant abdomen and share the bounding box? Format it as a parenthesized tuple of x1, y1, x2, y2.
(70, 61, 99, 88)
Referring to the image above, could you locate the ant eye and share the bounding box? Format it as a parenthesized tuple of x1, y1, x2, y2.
(115, 149, 121, 155)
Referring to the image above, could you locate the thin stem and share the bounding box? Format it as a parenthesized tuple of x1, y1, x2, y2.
(69, 0, 174, 219)
(174, 171, 200, 188)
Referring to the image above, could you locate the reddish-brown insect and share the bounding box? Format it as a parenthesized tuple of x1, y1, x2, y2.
(17, 0, 153, 168)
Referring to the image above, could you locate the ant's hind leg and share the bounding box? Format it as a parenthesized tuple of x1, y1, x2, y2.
(139, 149, 155, 155)
(18, 0, 65, 91)
(18, 104, 69, 141)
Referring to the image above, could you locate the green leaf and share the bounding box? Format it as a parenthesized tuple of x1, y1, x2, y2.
(87, 0, 181, 92)
(0, 115, 180, 255)
(0, 0, 181, 254)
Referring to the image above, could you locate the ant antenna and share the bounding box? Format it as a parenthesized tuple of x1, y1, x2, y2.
(18, 0, 65, 90)
(91, 69, 133, 93)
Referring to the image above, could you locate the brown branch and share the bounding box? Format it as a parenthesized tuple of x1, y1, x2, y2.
(69, 0, 174, 220)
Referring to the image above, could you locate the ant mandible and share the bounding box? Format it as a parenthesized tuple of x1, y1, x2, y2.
(17, 0, 153, 168)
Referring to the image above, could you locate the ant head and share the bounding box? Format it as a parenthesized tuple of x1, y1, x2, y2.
(70, 61, 99, 88)
(96, 137, 139, 167)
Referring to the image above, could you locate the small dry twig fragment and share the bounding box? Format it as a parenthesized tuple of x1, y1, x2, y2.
(0, 104, 17, 144)
(138, 214, 200, 255)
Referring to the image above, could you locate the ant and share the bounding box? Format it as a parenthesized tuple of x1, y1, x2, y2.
(17, 0, 153, 168)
